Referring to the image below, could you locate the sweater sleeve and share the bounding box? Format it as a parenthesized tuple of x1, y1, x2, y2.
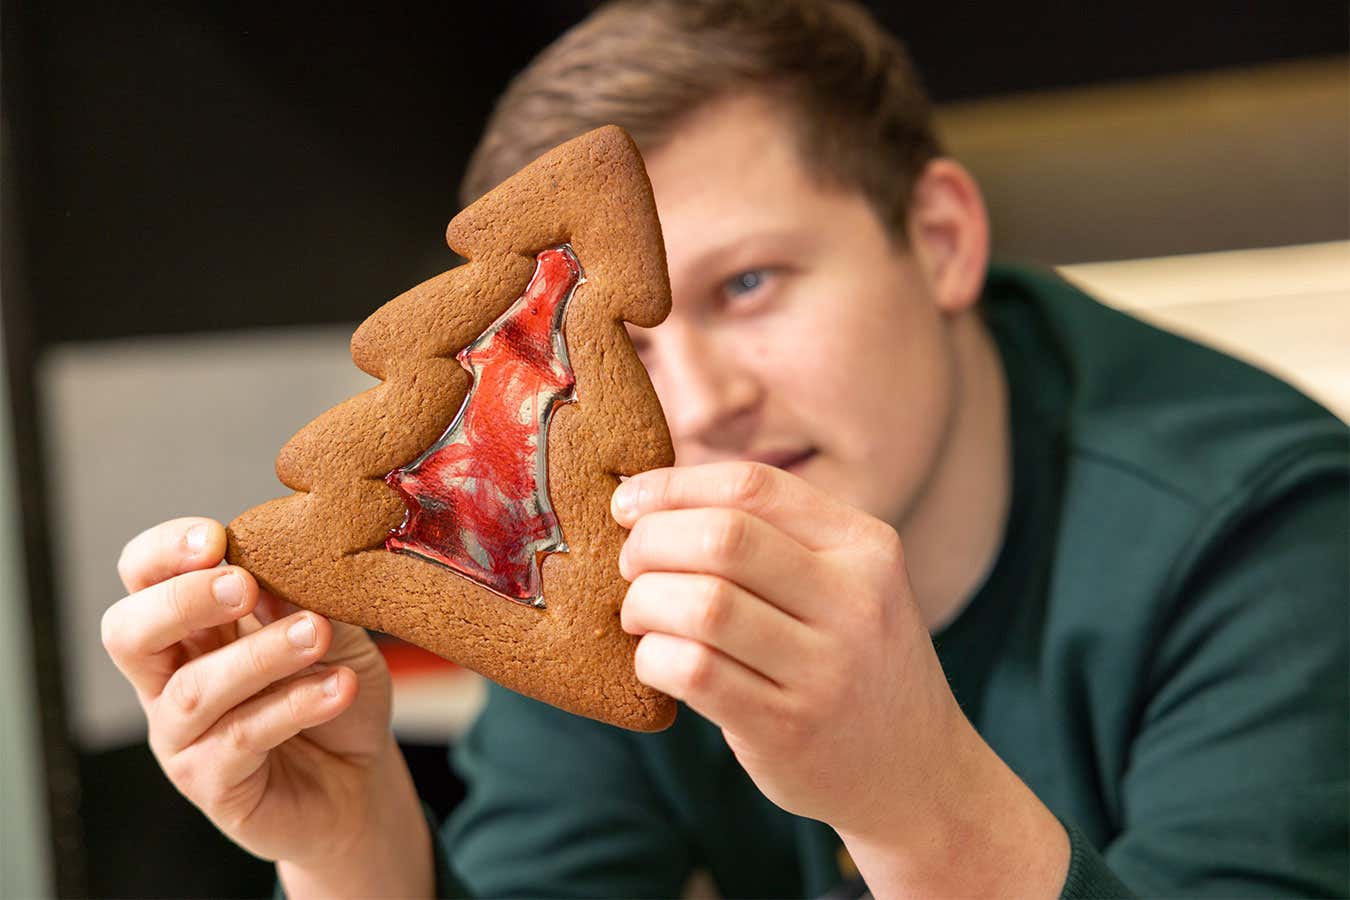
(1094, 473, 1349, 897)
(439, 682, 692, 898)
(1057, 819, 1136, 899)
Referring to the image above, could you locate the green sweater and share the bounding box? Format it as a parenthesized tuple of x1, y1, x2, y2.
(436, 264, 1349, 898)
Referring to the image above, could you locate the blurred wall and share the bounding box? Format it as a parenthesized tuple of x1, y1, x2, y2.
(939, 58, 1348, 264)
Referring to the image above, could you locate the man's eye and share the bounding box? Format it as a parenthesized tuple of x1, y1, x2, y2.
(724, 269, 769, 298)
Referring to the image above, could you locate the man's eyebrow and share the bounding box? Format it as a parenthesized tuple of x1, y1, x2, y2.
(674, 228, 816, 280)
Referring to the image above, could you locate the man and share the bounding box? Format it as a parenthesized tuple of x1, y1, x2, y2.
(101, 1, 1348, 897)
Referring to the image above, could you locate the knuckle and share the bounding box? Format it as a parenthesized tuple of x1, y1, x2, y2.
(680, 643, 716, 692)
(692, 578, 732, 639)
(162, 751, 196, 794)
(285, 682, 309, 728)
(650, 471, 675, 510)
(619, 585, 639, 632)
(145, 727, 172, 765)
(115, 543, 138, 590)
(729, 461, 771, 507)
(777, 699, 816, 747)
(198, 772, 239, 821)
(244, 634, 271, 680)
(100, 605, 125, 658)
(165, 667, 202, 716)
(703, 511, 748, 564)
(628, 571, 657, 598)
(225, 714, 252, 756)
(848, 592, 885, 633)
(633, 635, 658, 681)
(622, 573, 653, 620)
(162, 576, 195, 631)
(873, 522, 906, 571)
(626, 518, 650, 562)
(117, 521, 173, 591)
(213, 797, 251, 836)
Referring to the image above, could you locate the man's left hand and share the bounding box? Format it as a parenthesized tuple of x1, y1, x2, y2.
(612, 461, 963, 837)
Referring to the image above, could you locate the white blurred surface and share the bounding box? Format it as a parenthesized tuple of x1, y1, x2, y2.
(42, 324, 374, 748)
(43, 323, 490, 749)
(391, 669, 488, 744)
(1061, 241, 1350, 422)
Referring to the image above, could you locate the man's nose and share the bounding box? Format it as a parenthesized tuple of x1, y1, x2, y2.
(650, 325, 760, 446)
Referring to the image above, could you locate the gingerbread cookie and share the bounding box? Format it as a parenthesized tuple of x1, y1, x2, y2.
(226, 126, 677, 731)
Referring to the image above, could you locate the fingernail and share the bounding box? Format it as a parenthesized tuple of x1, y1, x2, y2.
(185, 523, 209, 554)
(287, 617, 316, 649)
(322, 672, 340, 697)
(212, 572, 244, 607)
(612, 480, 637, 519)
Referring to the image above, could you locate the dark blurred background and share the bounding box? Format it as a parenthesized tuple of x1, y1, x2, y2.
(3, 1, 1346, 897)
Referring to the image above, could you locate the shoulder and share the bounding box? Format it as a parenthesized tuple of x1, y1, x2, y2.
(986, 262, 1346, 515)
(985, 262, 1347, 666)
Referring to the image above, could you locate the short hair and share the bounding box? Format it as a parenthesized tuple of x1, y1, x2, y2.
(460, 0, 944, 242)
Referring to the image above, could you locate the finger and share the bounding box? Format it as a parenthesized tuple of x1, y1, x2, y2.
(621, 572, 814, 686)
(612, 462, 862, 551)
(102, 566, 259, 700)
(251, 589, 301, 627)
(151, 611, 332, 754)
(169, 666, 355, 806)
(619, 507, 825, 622)
(118, 517, 226, 594)
(633, 632, 783, 732)
(233, 589, 299, 640)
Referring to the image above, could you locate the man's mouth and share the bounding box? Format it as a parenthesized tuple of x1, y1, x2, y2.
(751, 447, 818, 473)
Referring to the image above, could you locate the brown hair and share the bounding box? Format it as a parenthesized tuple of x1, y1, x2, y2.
(460, 0, 943, 241)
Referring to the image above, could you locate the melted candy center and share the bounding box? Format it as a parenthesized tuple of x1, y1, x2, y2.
(384, 245, 582, 606)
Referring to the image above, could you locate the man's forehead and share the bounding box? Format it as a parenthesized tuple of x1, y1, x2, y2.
(645, 92, 809, 177)
(646, 93, 874, 222)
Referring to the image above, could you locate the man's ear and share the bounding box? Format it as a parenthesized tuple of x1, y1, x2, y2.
(906, 159, 990, 316)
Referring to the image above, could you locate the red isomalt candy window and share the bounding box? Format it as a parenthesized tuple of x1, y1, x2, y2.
(385, 245, 582, 607)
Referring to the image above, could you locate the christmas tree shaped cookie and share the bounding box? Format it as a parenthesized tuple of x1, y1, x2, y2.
(226, 126, 677, 731)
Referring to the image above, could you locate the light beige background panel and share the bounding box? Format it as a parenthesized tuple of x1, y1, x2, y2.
(1061, 242, 1350, 423)
(41, 326, 374, 748)
(940, 58, 1349, 264)
(42, 325, 504, 750)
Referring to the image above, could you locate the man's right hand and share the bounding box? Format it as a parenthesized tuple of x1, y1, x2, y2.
(102, 517, 431, 895)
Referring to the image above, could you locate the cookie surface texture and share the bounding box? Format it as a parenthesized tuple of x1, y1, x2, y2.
(226, 126, 677, 731)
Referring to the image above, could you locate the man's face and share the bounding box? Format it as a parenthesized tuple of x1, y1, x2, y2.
(631, 94, 959, 531)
